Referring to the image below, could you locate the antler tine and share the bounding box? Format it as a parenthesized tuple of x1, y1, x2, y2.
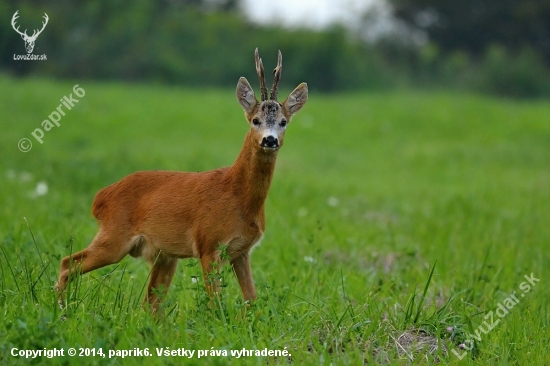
(34, 13, 49, 38)
(254, 48, 268, 101)
(270, 50, 282, 101)
(11, 10, 28, 37)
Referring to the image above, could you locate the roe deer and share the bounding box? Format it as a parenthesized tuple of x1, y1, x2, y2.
(56, 48, 308, 313)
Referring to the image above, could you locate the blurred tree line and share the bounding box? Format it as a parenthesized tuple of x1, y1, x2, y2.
(0, 0, 549, 97)
(391, 0, 550, 61)
(388, 0, 550, 97)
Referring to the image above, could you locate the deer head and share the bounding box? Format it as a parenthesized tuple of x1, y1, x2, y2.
(11, 11, 49, 54)
(236, 48, 308, 153)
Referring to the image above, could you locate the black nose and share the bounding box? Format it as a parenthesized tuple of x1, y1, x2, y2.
(261, 135, 279, 148)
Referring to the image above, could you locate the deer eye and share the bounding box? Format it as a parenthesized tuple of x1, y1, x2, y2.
(252, 118, 261, 126)
(280, 120, 287, 127)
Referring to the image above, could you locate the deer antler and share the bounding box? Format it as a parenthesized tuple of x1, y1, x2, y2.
(270, 50, 282, 101)
(11, 11, 48, 41)
(30, 13, 49, 40)
(255, 48, 268, 101)
(11, 11, 28, 38)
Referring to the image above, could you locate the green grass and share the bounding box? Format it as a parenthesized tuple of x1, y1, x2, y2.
(1, 74, 549, 365)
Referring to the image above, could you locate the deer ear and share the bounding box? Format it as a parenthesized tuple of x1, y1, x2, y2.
(236, 77, 258, 114)
(283, 83, 308, 116)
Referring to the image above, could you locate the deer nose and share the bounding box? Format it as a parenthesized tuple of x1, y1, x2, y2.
(261, 135, 279, 148)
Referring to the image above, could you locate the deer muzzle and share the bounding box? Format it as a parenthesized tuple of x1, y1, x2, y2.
(261, 135, 279, 149)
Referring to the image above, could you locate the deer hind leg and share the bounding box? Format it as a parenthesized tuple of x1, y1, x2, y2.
(143, 256, 178, 315)
(56, 230, 132, 302)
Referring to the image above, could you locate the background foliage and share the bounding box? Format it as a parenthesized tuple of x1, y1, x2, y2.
(1, 0, 549, 97)
(390, 0, 550, 62)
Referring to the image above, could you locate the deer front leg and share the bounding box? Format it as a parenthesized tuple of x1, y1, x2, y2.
(200, 252, 222, 304)
(231, 253, 256, 302)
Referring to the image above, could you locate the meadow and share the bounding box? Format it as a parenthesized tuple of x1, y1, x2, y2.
(0, 74, 549, 365)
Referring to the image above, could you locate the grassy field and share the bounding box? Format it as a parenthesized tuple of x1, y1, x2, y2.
(1, 74, 549, 365)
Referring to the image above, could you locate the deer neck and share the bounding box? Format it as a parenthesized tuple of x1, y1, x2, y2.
(229, 131, 278, 217)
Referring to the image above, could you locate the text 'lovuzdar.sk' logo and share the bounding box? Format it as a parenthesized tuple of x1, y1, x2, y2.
(12, 10, 48, 61)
